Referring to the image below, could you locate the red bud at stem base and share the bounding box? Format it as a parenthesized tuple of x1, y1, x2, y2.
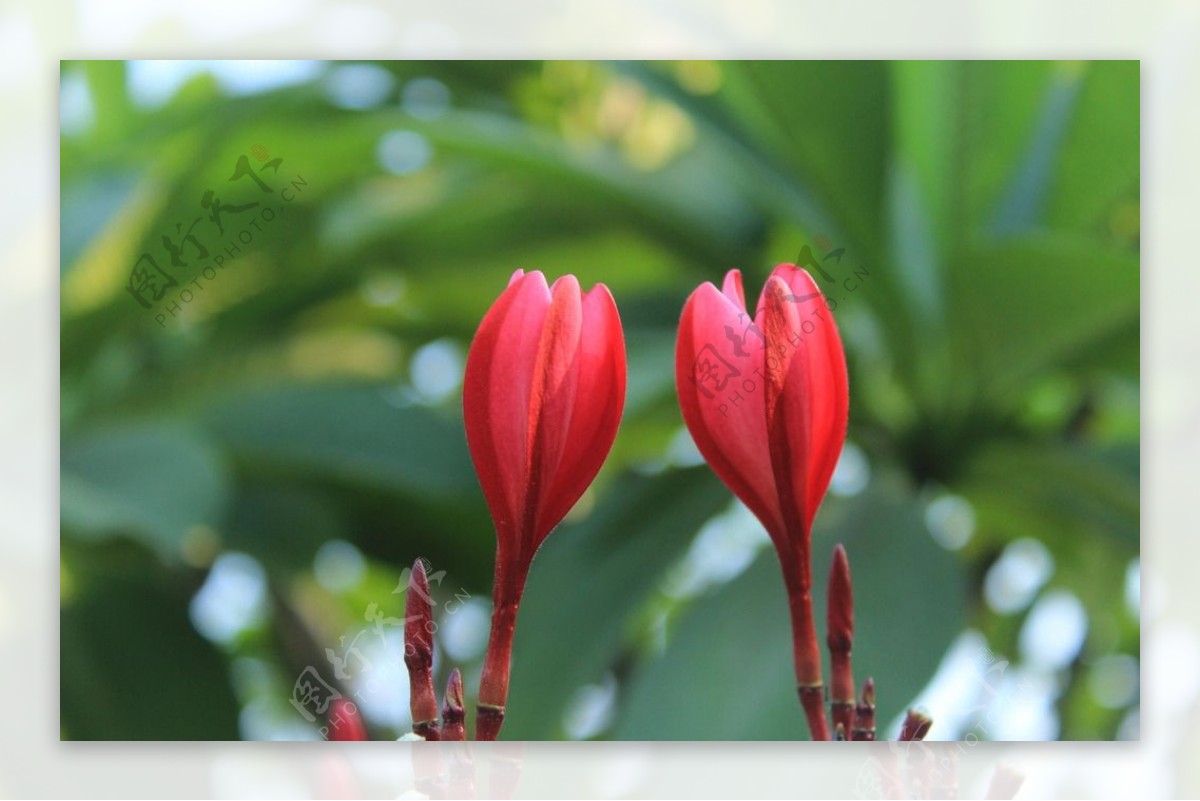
(405, 559, 440, 741)
(827, 544, 855, 738)
(852, 677, 876, 741)
(899, 709, 932, 742)
(441, 668, 466, 742)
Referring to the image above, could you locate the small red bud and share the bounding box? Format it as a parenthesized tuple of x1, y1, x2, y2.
(852, 677, 877, 741)
(827, 544, 856, 737)
(327, 698, 368, 741)
(899, 708, 932, 741)
(405, 558, 440, 740)
(441, 668, 466, 741)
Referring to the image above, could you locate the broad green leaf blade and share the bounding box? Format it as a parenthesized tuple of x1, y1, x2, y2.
(200, 383, 477, 497)
(614, 478, 966, 740)
(501, 468, 730, 740)
(61, 542, 241, 740)
(61, 423, 231, 557)
(718, 61, 890, 265)
(1047, 61, 1140, 232)
(947, 234, 1139, 394)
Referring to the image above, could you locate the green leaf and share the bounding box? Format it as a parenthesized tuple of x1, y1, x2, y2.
(718, 61, 890, 263)
(220, 484, 346, 576)
(947, 234, 1139, 395)
(60, 541, 241, 740)
(200, 383, 477, 497)
(61, 423, 231, 557)
(989, 65, 1085, 235)
(615, 478, 966, 740)
(961, 440, 1138, 554)
(1047, 62, 1139, 231)
(500, 467, 731, 740)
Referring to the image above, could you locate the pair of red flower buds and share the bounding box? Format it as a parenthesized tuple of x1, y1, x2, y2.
(406, 264, 895, 742)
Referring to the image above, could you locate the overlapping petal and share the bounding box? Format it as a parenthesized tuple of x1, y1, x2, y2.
(676, 276, 782, 537)
(463, 270, 626, 574)
(676, 265, 848, 544)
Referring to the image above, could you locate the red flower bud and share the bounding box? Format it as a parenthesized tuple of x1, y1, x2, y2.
(464, 270, 626, 738)
(676, 264, 848, 739)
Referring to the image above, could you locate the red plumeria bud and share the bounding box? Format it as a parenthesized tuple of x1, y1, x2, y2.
(404, 558, 440, 740)
(441, 668, 466, 742)
(464, 269, 627, 739)
(676, 265, 848, 739)
(327, 698, 368, 741)
(827, 544, 856, 737)
(899, 708, 932, 742)
(852, 677, 877, 741)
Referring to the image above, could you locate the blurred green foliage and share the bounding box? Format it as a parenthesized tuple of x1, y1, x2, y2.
(60, 60, 1139, 741)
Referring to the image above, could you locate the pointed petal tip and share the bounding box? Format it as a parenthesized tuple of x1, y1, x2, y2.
(583, 280, 614, 302)
(410, 557, 430, 587)
(721, 269, 746, 310)
(691, 278, 735, 306)
(445, 668, 464, 709)
(832, 544, 850, 572)
(550, 272, 582, 295)
(508, 268, 551, 295)
(763, 273, 792, 294)
(769, 262, 809, 280)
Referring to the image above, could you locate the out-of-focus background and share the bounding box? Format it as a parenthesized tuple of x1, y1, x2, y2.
(0, 0, 1194, 796)
(58, 59, 1139, 742)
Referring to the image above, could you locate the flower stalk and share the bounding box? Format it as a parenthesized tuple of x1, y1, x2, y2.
(476, 592, 518, 741)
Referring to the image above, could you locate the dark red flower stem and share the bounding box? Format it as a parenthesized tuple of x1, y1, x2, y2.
(827, 544, 856, 738)
(476, 556, 526, 741)
(404, 559, 440, 741)
(476, 601, 515, 740)
(767, 381, 830, 743)
(784, 580, 825, 740)
(780, 542, 829, 741)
